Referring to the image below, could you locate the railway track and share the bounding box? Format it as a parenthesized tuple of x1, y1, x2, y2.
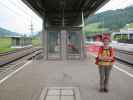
(0, 46, 43, 80)
(0, 47, 43, 67)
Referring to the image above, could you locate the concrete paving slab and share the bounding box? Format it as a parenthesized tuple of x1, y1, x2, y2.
(0, 55, 132, 100)
(61, 96, 74, 100)
(39, 87, 80, 100)
(61, 89, 74, 96)
(46, 96, 59, 100)
(47, 90, 60, 96)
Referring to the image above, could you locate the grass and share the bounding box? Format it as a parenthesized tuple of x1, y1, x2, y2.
(83, 22, 109, 36)
(0, 37, 41, 53)
(0, 48, 16, 53)
(0, 37, 16, 53)
(0, 37, 11, 47)
(32, 37, 41, 46)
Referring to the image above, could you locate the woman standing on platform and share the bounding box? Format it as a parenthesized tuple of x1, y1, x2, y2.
(96, 36, 115, 93)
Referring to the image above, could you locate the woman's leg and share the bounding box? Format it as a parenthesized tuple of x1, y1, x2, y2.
(104, 66, 112, 91)
(99, 66, 105, 91)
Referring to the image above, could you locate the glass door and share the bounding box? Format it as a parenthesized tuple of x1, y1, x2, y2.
(47, 31, 61, 60)
(66, 31, 81, 59)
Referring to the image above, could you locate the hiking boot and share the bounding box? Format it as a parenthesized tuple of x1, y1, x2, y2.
(99, 88, 104, 92)
(104, 88, 109, 93)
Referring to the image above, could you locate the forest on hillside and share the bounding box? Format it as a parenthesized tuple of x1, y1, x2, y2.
(85, 6, 133, 32)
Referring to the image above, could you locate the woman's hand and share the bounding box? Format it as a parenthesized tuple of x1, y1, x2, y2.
(99, 56, 106, 60)
(99, 56, 113, 61)
(106, 57, 113, 60)
(103, 57, 113, 61)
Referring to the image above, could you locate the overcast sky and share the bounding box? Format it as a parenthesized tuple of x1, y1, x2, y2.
(0, 0, 133, 34)
(0, 0, 42, 35)
(96, 0, 133, 13)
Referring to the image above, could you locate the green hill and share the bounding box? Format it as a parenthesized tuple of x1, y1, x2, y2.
(83, 23, 108, 35)
(0, 27, 19, 37)
(86, 6, 133, 31)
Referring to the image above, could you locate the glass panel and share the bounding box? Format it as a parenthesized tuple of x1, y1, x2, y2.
(47, 31, 61, 60)
(67, 31, 81, 59)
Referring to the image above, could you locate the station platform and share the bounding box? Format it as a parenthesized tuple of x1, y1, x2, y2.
(0, 54, 133, 100)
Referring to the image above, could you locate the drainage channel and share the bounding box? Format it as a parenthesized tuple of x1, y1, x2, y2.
(39, 87, 81, 100)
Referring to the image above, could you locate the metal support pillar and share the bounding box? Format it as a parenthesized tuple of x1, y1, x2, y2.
(42, 15, 48, 60)
(81, 11, 87, 59)
(61, 30, 67, 60)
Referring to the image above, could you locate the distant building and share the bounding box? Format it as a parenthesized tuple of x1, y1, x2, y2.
(10, 36, 32, 48)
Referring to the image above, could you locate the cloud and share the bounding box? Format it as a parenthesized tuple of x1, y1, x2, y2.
(0, 0, 42, 34)
(0, 0, 133, 34)
(97, 0, 133, 13)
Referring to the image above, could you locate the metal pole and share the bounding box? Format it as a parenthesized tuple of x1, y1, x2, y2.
(42, 14, 48, 60)
(62, 8, 65, 27)
(103, 17, 104, 33)
(81, 11, 87, 59)
(82, 11, 85, 27)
